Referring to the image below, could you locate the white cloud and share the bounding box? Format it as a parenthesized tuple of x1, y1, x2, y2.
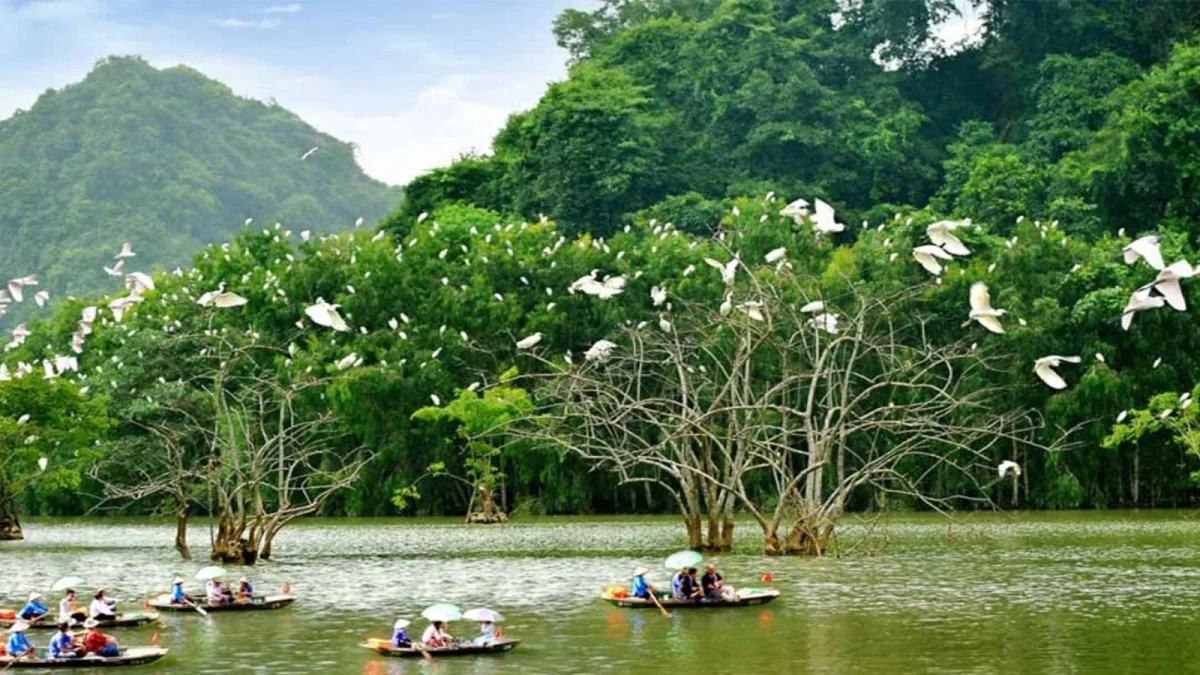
(215, 17, 280, 29)
(264, 3, 302, 13)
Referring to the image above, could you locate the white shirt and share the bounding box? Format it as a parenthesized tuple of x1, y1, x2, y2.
(421, 625, 448, 646)
(88, 598, 115, 618)
(58, 598, 74, 622)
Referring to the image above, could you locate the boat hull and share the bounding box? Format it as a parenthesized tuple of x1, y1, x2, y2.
(0, 647, 168, 669)
(362, 639, 521, 658)
(601, 589, 780, 608)
(0, 613, 159, 630)
(147, 594, 295, 613)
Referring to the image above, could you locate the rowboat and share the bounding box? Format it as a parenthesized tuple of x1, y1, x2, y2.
(600, 587, 780, 608)
(147, 593, 295, 613)
(361, 638, 521, 658)
(0, 646, 168, 669)
(0, 612, 159, 630)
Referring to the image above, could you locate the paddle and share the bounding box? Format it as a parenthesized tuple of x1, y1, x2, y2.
(182, 598, 208, 618)
(647, 591, 671, 618)
(0, 648, 33, 673)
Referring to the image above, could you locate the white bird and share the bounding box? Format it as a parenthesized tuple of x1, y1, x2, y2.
(1095, 352, 1105, 363)
(304, 298, 349, 331)
(430, 394, 440, 406)
(115, 243, 136, 259)
(719, 293, 732, 317)
(301, 146, 319, 160)
(913, 245, 954, 275)
(779, 198, 809, 222)
(7, 276, 35, 302)
(301, 230, 311, 242)
(1142, 260, 1195, 311)
(968, 282, 1006, 334)
(1033, 355, 1082, 389)
(1123, 235, 1165, 270)
(809, 312, 839, 334)
(1121, 287, 1164, 330)
(516, 332, 543, 349)
(998, 460, 1021, 478)
(42, 359, 56, 380)
(17, 414, 30, 424)
(585, 339, 617, 363)
(336, 353, 358, 370)
(703, 257, 740, 285)
(926, 220, 970, 256)
(811, 198, 844, 234)
(103, 260, 125, 276)
(196, 284, 248, 309)
(38, 457, 48, 472)
(33, 291, 49, 307)
(124, 272, 155, 294)
(650, 286, 667, 307)
(1117, 410, 1129, 423)
(659, 315, 672, 333)
(800, 300, 824, 313)
(765, 247, 787, 264)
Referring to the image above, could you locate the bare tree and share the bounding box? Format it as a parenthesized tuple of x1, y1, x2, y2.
(506, 272, 1067, 555)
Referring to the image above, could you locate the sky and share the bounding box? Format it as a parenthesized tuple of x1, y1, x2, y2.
(0, 0, 588, 186)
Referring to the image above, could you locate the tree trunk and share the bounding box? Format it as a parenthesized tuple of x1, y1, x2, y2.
(1132, 449, 1140, 505)
(174, 508, 191, 561)
(704, 516, 734, 551)
(0, 486, 22, 541)
(465, 487, 508, 524)
(685, 515, 703, 550)
(211, 516, 259, 565)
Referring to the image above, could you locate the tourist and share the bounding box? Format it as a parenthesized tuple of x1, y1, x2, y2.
(676, 567, 702, 602)
(391, 619, 412, 648)
(170, 578, 191, 605)
(473, 620, 501, 647)
(18, 592, 49, 622)
(205, 580, 225, 606)
(421, 620, 453, 649)
(49, 622, 81, 659)
(630, 566, 654, 599)
(220, 581, 235, 604)
(88, 589, 117, 619)
(701, 564, 727, 601)
(58, 590, 85, 624)
(80, 618, 120, 657)
(671, 568, 686, 600)
(4, 621, 34, 658)
(236, 577, 254, 603)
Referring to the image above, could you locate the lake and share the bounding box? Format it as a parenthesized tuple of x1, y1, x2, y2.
(3, 511, 1200, 673)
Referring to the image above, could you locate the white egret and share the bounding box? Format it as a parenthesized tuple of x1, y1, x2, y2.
(124, 272, 155, 294)
(967, 282, 1006, 334)
(926, 220, 970, 256)
(336, 353, 358, 370)
(33, 291, 48, 307)
(304, 298, 349, 332)
(703, 256, 740, 285)
(651, 286, 667, 307)
(998, 460, 1021, 478)
(1033, 355, 1082, 389)
(1122, 235, 1165, 270)
(301, 146, 319, 160)
(103, 260, 125, 276)
(585, 339, 617, 363)
(800, 300, 824, 313)
(38, 457, 48, 472)
(115, 243, 136, 259)
(912, 245, 954, 275)
(765, 247, 787, 264)
(809, 312, 839, 334)
(1121, 288, 1164, 330)
(516, 332, 543, 349)
(1142, 260, 1195, 310)
(812, 198, 844, 234)
(196, 284, 248, 308)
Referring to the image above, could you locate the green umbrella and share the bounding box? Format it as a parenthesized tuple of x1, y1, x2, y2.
(663, 550, 703, 570)
(421, 603, 463, 622)
(194, 566, 227, 581)
(50, 576, 86, 593)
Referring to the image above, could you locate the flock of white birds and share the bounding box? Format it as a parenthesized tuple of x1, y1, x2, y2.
(8, 187, 1190, 483)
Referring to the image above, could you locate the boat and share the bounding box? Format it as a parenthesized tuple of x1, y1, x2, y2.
(361, 638, 521, 658)
(0, 612, 159, 631)
(146, 593, 295, 613)
(0, 646, 168, 669)
(600, 587, 780, 608)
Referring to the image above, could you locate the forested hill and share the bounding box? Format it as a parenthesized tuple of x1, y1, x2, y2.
(0, 55, 399, 317)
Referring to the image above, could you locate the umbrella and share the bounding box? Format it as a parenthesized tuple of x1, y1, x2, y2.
(664, 550, 703, 570)
(195, 566, 227, 581)
(463, 608, 503, 623)
(421, 603, 463, 622)
(50, 576, 86, 593)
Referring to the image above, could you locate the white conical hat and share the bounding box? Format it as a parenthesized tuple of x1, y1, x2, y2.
(393, 618, 410, 630)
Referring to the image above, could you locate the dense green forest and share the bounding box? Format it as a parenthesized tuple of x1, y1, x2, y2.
(0, 56, 399, 325)
(8, 0, 1200, 549)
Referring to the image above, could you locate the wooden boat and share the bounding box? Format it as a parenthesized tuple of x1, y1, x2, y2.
(0, 646, 168, 669)
(361, 638, 521, 658)
(600, 587, 780, 608)
(0, 612, 159, 631)
(147, 593, 295, 613)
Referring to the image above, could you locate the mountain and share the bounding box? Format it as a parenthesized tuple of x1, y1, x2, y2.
(0, 55, 399, 320)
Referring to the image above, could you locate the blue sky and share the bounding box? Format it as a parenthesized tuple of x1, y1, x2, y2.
(0, 0, 591, 185)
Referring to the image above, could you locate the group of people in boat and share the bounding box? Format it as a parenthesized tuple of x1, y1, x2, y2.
(16, 588, 119, 624)
(170, 576, 254, 607)
(2, 618, 122, 660)
(390, 617, 502, 650)
(630, 564, 733, 602)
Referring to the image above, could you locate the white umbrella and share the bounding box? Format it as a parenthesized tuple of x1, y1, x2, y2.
(463, 608, 503, 623)
(195, 566, 227, 581)
(421, 603, 462, 622)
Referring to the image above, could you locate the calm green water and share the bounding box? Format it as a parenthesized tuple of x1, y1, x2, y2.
(4, 511, 1200, 673)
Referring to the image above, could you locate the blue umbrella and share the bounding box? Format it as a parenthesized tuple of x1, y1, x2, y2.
(421, 603, 463, 622)
(663, 550, 703, 570)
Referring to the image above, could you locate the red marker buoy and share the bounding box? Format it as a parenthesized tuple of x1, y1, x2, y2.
(761, 572, 773, 583)
(282, 581, 292, 595)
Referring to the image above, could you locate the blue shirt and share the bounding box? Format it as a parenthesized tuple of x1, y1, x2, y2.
(19, 600, 49, 620)
(171, 585, 185, 603)
(391, 628, 411, 648)
(631, 574, 649, 598)
(49, 632, 76, 658)
(6, 632, 33, 657)
(671, 573, 683, 598)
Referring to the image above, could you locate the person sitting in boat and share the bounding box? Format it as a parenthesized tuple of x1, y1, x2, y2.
(80, 618, 120, 657)
(5, 621, 34, 658)
(58, 590, 86, 625)
(421, 621, 453, 649)
(170, 578, 193, 605)
(674, 568, 702, 602)
(391, 619, 412, 648)
(472, 620, 502, 647)
(236, 578, 254, 603)
(18, 592, 50, 622)
(220, 581, 235, 605)
(49, 622, 82, 659)
(205, 580, 226, 606)
(88, 589, 117, 619)
(630, 566, 655, 599)
(701, 565, 728, 601)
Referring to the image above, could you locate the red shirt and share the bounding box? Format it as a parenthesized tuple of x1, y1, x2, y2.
(82, 631, 111, 653)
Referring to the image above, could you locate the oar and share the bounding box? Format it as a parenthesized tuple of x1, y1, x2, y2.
(1, 648, 33, 673)
(172, 596, 207, 618)
(647, 590, 671, 618)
